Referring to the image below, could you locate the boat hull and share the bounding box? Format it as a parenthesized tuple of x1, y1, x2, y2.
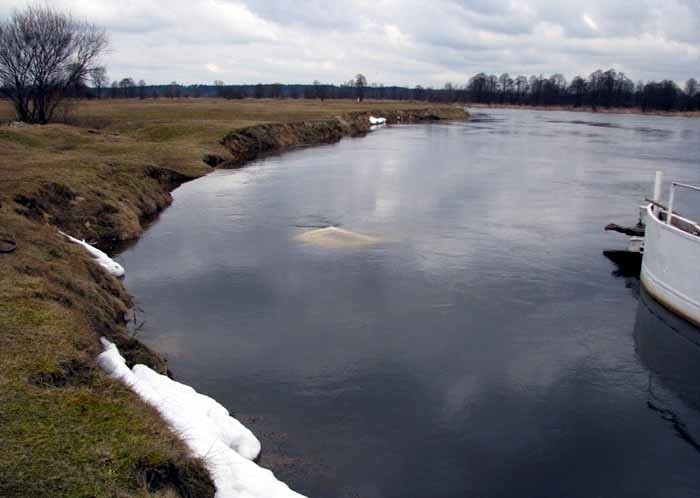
(641, 205, 700, 328)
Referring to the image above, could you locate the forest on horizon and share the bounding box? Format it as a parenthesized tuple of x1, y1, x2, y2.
(71, 69, 700, 113)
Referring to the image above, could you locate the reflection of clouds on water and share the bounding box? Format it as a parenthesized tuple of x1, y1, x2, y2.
(439, 373, 480, 421)
(118, 108, 700, 498)
(503, 297, 641, 391)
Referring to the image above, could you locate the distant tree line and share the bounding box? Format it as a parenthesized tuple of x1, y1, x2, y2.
(76, 69, 700, 113)
(459, 70, 699, 112)
(6, 63, 700, 116)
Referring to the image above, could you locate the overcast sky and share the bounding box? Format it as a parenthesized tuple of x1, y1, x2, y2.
(1, 0, 699, 87)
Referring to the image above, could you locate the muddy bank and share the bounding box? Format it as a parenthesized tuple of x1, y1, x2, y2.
(220, 108, 467, 166)
(13, 165, 198, 251)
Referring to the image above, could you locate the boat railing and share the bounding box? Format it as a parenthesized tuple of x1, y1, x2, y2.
(665, 182, 700, 237)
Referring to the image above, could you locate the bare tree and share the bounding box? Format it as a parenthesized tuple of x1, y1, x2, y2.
(0, 5, 107, 123)
(119, 77, 135, 98)
(354, 73, 367, 101)
(443, 82, 455, 102)
(684, 78, 697, 111)
(312, 80, 322, 100)
(166, 81, 179, 99)
(498, 73, 510, 103)
(269, 83, 283, 98)
(65, 62, 90, 98)
(413, 85, 425, 100)
(213, 79, 224, 97)
(514, 75, 527, 104)
(545, 73, 567, 104)
(570, 76, 586, 107)
(90, 66, 107, 99)
(137, 79, 146, 99)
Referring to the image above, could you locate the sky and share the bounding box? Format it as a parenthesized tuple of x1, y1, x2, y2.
(1, 0, 699, 87)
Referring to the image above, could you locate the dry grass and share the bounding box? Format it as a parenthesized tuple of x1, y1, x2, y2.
(0, 97, 462, 497)
(1, 97, 455, 179)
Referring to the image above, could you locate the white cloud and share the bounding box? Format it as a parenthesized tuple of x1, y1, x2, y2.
(1, 0, 698, 86)
(383, 24, 409, 47)
(582, 13, 599, 31)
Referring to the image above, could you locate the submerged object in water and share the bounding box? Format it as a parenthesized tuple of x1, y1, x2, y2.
(59, 231, 125, 277)
(295, 226, 380, 249)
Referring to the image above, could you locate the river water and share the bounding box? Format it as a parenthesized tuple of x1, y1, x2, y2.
(118, 108, 700, 498)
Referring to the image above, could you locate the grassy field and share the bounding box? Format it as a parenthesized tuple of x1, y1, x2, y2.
(1, 97, 456, 179)
(0, 98, 465, 497)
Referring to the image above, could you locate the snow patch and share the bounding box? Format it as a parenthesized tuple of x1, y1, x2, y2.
(60, 231, 125, 277)
(369, 116, 387, 125)
(96, 339, 306, 498)
(295, 226, 380, 249)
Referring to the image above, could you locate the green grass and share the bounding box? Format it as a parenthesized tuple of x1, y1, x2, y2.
(0, 203, 212, 497)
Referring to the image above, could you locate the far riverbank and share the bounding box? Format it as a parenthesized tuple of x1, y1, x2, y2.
(467, 102, 700, 118)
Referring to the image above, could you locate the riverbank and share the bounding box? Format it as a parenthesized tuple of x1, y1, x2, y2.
(467, 102, 700, 118)
(0, 98, 467, 497)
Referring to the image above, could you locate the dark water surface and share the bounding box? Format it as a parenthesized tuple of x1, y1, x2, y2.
(119, 109, 700, 498)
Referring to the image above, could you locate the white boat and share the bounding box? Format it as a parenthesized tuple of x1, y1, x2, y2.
(641, 176, 700, 327)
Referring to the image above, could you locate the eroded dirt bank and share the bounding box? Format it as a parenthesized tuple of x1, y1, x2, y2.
(220, 108, 467, 166)
(0, 103, 467, 497)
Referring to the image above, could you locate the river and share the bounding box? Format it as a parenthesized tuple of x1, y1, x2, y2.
(118, 108, 700, 498)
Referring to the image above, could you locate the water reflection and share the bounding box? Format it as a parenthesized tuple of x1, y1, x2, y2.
(605, 244, 700, 454)
(603, 250, 642, 279)
(119, 108, 700, 498)
(635, 289, 700, 451)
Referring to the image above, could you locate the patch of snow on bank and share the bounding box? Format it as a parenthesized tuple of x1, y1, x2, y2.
(96, 339, 306, 498)
(369, 116, 387, 125)
(59, 231, 125, 278)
